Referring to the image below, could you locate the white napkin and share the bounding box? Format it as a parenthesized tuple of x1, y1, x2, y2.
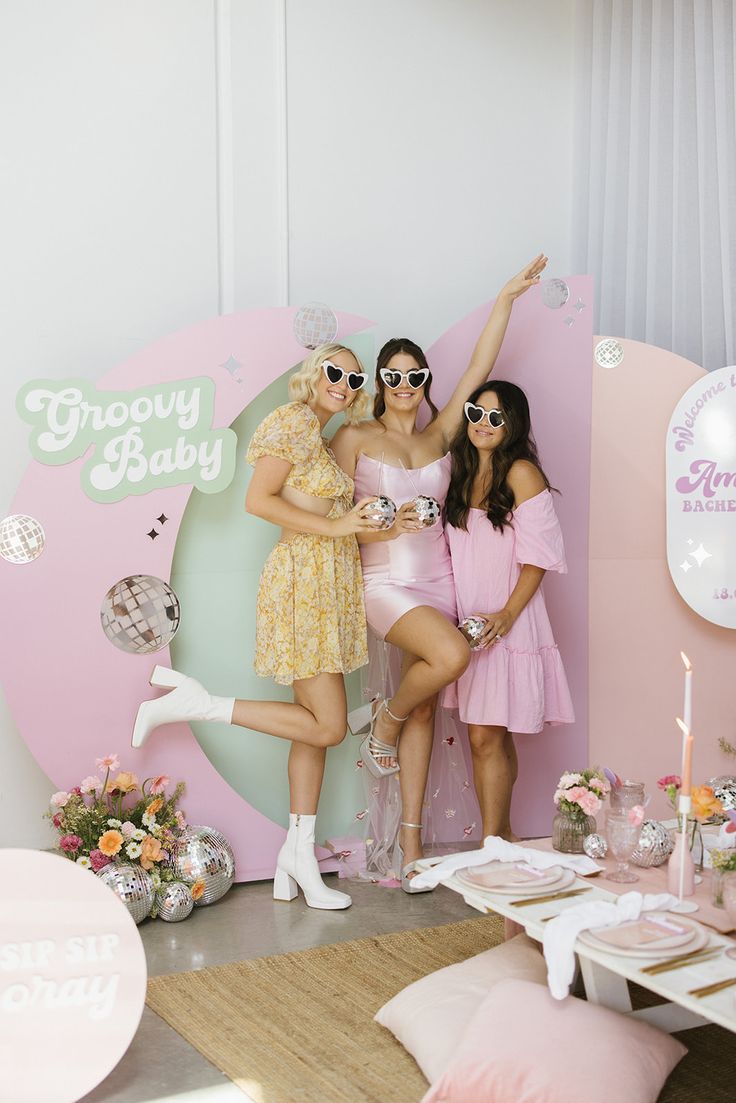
(543, 891, 679, 1000)
(410, 835, 602, 891)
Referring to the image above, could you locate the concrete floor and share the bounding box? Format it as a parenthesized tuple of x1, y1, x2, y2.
(85, 875, 472, 1103)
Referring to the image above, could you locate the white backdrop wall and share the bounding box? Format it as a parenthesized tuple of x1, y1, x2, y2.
(0, 0, 576, 847)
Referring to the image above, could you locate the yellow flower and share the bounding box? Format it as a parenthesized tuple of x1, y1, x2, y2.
(146, 797, 164, 816)
(691, 785, 723, 822)
(107, 771, 139, 795)
(140, 835, 164, 870)
(191, 879, 205, 902)
(98, 830, 124, 857)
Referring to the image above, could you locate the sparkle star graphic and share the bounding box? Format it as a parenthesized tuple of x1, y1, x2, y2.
(147, 528, 159, 541)
(157, 514, 168, 526)
(220, 355, 243, 383)
(689, 543, 712, 567)
(564, 316, 575, 327)
(680, 560, 692, 573)
(573, 298, 586, 312)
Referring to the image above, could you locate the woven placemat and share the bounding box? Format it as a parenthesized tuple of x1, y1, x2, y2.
(146, 915, 728, 1103)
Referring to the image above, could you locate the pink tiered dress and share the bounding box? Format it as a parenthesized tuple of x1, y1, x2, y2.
(353, 453, 457, 637)
(444, 489, 574, 733)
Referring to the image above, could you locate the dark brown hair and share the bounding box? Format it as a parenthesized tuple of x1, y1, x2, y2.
(373, 338, 439, 423)
(445, 380, 552, 532)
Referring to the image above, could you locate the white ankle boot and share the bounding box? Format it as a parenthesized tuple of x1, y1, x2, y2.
(131, 666, 235, 749)
(273, 813, 352, 910)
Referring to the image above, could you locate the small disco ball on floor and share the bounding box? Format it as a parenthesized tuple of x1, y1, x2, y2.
(293, 302, 339, 349)
(97, 863, 154, 924)
(100, 574, 181, 654)
(0, 513, 46, 564)
(169, 826, 235, 906)
(156, 882, 194, 922)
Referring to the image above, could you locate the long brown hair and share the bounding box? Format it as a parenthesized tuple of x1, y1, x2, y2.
(373, 338, 439, 424)
(445, 380, 552, 532)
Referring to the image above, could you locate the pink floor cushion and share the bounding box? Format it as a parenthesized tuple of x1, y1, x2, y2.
(421, 978, 687, 1103)
(374, 933, 547, 1083)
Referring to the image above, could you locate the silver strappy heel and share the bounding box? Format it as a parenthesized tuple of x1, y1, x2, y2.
(397, 821, 434, 894)
(359, 699, 407, 777)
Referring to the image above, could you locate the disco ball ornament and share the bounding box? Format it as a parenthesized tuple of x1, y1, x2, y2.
(710, 776, 736, 812)
(411, 495, 441, 528)
(156, 881, 194, 922)
(364, 495, 397, 530)
(0, 513, 46, 564)
(97, 863, 154, 924)
(631, 820, 674, 868)
(459, 616, 486, 650)
(169, 825, 235, 906)
(100, 574, 181, 655)
(594, 339, 625, 369)
(583, 833, 608, 859)
(293, 302, 339, 349)
(540, 278, 570, 309)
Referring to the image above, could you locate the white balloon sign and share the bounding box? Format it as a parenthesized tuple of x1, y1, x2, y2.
(667, 365, 736, 628)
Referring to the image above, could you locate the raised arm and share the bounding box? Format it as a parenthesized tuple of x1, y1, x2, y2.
(433, 253, 548, 445)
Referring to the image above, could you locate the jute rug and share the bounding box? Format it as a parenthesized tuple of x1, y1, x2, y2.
(146, 916, 731, 1103)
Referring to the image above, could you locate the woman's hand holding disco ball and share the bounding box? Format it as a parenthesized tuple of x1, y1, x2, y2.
(332, 497, 393, 537)
(474, 609, 515, 648)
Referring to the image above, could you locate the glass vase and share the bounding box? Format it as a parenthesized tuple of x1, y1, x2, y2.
(689, 818, 704, 872)
(552, 810, 596, 854)
(712, 866, 725, 908)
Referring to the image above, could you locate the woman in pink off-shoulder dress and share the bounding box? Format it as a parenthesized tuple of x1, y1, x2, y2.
(444, 379, 574, 840)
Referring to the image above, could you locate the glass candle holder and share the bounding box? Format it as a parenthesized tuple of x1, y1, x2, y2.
(609, 781, 646, 812)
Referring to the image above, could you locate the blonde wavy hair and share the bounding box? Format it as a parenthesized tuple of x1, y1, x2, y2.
(288, 343, 372, 424)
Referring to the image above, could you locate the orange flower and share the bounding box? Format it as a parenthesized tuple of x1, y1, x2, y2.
(98, 830, 124, 857)
(107, 771, 139, 795)
(140, 835, 164, 870)
(191, 879, 205, 902)
(691, 785, 723, 822)
(146, 797, 164, 816)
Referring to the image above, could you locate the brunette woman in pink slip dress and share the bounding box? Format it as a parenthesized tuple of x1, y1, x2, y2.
(444, 380, 574, 840)
(331, 254, 547, 886)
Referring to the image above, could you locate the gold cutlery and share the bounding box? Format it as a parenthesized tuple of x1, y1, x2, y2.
(640, 949, 722, 976)
(688, 975, 736, 999)
(510, 887, 591, 908)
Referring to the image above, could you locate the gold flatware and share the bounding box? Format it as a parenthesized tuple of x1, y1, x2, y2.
(688, 975, 736, 999)
(640, 950, 722, 976)
(510, 887, 591, 908)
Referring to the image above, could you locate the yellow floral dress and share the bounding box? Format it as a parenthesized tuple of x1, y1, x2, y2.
(246, 402, 368, 685)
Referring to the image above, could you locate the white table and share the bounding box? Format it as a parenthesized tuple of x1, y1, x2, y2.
(420, 861, 736, 1035)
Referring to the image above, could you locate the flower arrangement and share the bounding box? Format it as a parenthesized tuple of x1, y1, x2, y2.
(47, 753, 204, 911)
(711, 848, 736, 874)
(656, 775, 724, 822)
(553, 769, 610, 819)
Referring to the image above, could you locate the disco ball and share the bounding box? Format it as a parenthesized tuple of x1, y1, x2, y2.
(97, 862, 154, 924)
(0, 514, 45, 564)
(459, 617, 486, 650)
(594, 339, 625, 369)
(156, 881, 194, 922)
(364, 495, 397, 530)
(710, 776, 736, 812)
(583, 833, 608, 859)
(100, 574, 181, 655)
(293, 302, 339, 349)
(411, 495, 441, 528)
(169, 825, 235, 906)
(540, 279, 570, 309)
(631, 820, 674, 868)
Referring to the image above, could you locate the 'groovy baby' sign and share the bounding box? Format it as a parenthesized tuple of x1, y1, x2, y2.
(667, 365, 736, 628)
(17, 376, 237, 503)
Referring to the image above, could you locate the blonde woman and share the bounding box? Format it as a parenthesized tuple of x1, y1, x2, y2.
(131, 344, 379, 910)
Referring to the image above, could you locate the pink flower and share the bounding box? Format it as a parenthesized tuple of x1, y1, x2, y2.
(576, 791, 602, 816)
(69, 786, 82, 796)
(565, 786, 588, 804)
(149, 775, 170, 795)
(121, 821, 136, 838)
(89, 849, 112, 872)
(627, 804, 645, 827)
(50, 791, 70, 808)
(80, 775, 103, 795)
(657, 775, 681, 790)
(96, 754, 120, 772)
(59, 834, 83, 853)
(175, 810, 187, 830)
(52, 813, 63, 828)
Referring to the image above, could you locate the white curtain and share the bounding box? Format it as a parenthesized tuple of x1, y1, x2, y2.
(573, 0, 736, 371)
